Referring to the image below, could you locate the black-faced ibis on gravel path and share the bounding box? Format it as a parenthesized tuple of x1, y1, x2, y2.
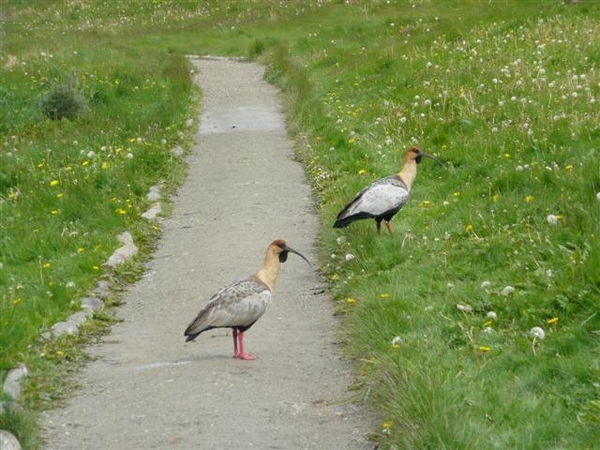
(184, 240, 310, 360)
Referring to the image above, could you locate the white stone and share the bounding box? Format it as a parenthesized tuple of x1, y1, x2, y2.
(0, 430, 21, 450)
(3, 364, 28, 400)
(141, 204, 162, 220)
(104, 232, 138, 268)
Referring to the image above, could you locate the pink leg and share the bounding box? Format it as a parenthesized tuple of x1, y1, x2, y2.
(232, 329, 240, 358)
(385, 221, 394, 235)
(235, 331, 257, 360)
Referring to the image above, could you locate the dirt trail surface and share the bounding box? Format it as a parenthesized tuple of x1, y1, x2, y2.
(41, 58, 370, 450)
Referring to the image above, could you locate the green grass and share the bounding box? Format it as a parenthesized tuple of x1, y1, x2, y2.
(1, 1, 599, 449)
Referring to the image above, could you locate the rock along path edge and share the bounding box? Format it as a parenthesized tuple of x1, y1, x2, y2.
(41, 58, 370, 450)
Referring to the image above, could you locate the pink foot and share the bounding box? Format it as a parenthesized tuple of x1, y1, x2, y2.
(234, 352, 257, 360)
(232, 330, 257, 360)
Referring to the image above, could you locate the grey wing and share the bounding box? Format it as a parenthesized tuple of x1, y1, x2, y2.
(185, 278, 271, 336)
(343, 177, 409, 217)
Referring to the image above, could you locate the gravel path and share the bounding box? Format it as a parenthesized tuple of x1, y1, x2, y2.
(41, 58, 369, 450)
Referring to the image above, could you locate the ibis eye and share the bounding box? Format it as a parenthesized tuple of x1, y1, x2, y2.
(279, 251, 289, 263)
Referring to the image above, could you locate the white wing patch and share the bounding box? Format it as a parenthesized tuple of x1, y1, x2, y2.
(347, 183, 409, 216)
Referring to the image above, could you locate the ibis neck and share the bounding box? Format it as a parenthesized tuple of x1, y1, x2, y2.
(255, 250, 280, 292)
(398, 160, 417, 190)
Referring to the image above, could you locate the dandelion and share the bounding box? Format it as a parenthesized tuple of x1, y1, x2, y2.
(358, 169, 366, 175)
(595, 192, 600, 202)
(481, 280, 492, 289)
(346, 297, 356, 305)
(547, 214, 558, 225)
(380, 293, 390, 299)
(13, 298, 22, 306)
(456, 303, 473, 313)
(486, 311, 498, 320)
(479, 346, 491, 353)
(102, 161, 110, 170)
(345, 253, 355, 262)
(419, 200, 432, 207)
(465, 224, 474, 233)
(525, 195, 534, 203)
(547, 317, 559, 325)
(501, 286, 515, 296)
(49, 180, 59, 186)
(336, 236, 346, 245)
(382, 421, 393, 434)
(530, 326, 545, 356)
(530, 326, 545, 340)
(391, 336, 402, 348)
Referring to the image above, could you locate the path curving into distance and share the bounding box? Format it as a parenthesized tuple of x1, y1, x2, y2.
(42, 58, 369, 450)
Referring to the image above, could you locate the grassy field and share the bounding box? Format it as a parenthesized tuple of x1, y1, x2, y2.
(1, 1, 599, 448)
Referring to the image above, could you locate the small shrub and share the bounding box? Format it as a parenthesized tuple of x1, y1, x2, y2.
(40, 76, 87, 121)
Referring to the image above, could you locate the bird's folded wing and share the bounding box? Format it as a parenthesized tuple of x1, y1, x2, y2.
(186, 279, 272, 334)
(346, 183, 409, 216)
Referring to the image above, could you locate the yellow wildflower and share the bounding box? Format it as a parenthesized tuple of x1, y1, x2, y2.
(547, 317, 559, 325)
(465, 224, 474, 233)
(525, 195, 534, 202)
(50, 180, 59, 186)
(479, 346, 491, 353)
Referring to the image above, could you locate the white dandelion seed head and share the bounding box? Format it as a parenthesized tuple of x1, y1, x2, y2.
(345, 253, 355, 262)
(530, 326, 545, 340)
(501, 286, 515, 296)
(481, 280, 492, 289)
(596, 192, 600, 202)
(547, 214, 558, 225)
(483, 326, 494, 334)
(486, 311, 498, 320)
(87, 151, 96, 159)
(447, 283, 455, 290)
(336, 236, 346, 245)
(456, 303, 472, 313)
(391, 336, 402, 346)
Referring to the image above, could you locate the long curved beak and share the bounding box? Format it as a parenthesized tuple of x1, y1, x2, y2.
(420, 150, 445, 167)
(284, 245, 311, 267)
